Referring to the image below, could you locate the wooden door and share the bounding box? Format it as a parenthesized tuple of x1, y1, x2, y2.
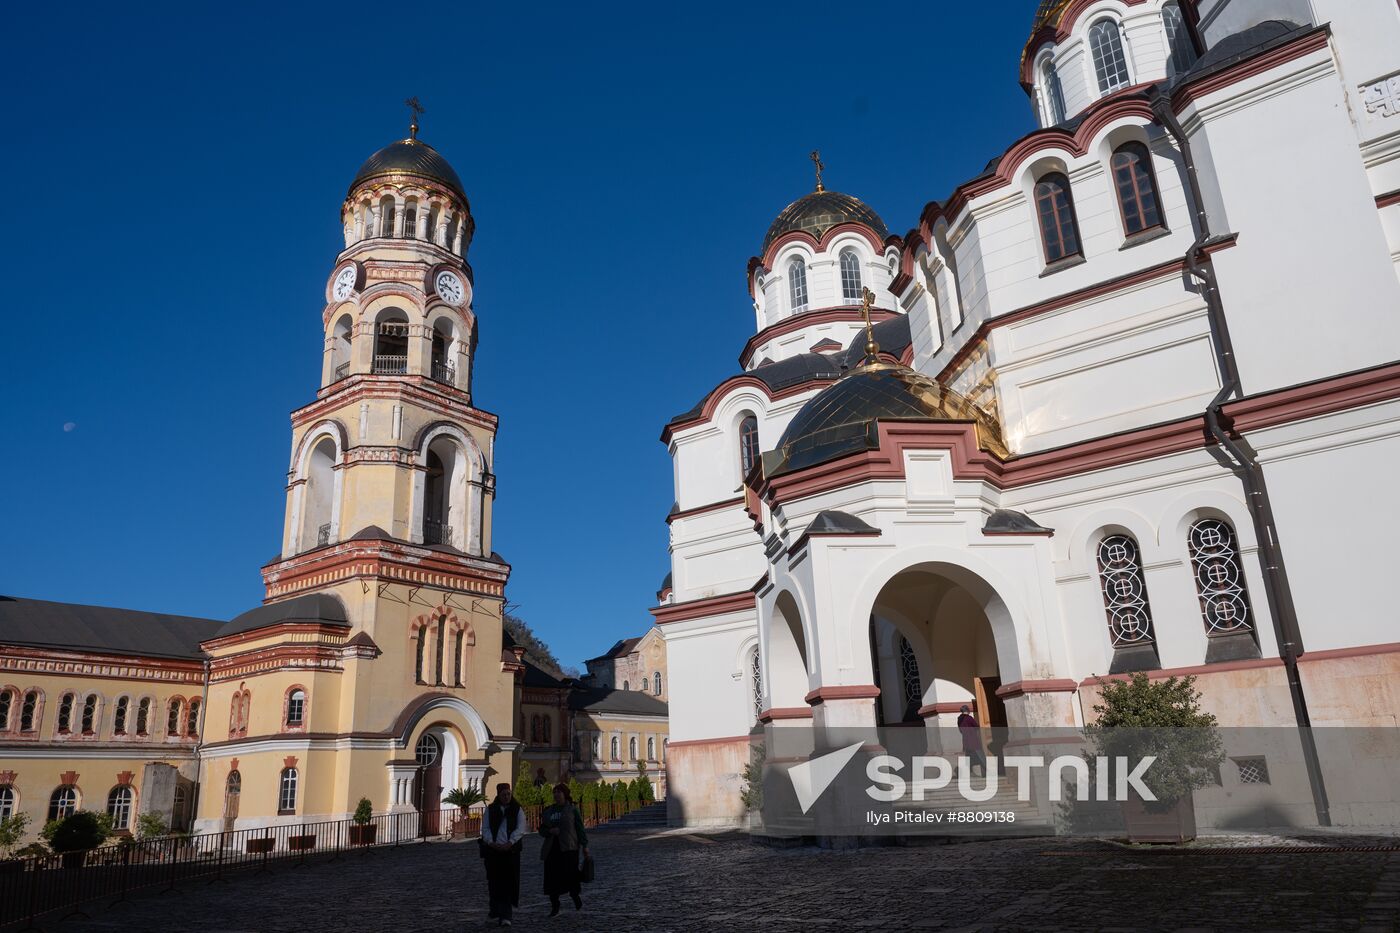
(223, 771, 241, 833)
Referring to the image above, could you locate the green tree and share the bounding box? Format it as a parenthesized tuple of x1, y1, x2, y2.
(740, 744, 765, 811)
(513, 760, 540, 806)
(135, 812, 168, 840)
(1085, 673, 1225, 811)
(352, 798, 374, 825)
(47, 812, 111, 854)
(633, 760, 655, 803)
(444, 786, 486, 809)
(502, 610, 567, 679)
(0, 811, 30, 858)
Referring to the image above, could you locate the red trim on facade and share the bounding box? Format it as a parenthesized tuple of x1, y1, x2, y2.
(650, 590, 757, 625)
(1378, 190, 1400, 209)
(1298, 641, 1400, 663)
(758, 707, 814, 723)
(59, 770, 79, 785)
(935, 238, 1237, 384)
(661, 376, 835, 444)
(260, 537, 510, 603)
(1170, 27, 1331, 111)
(757, 222, 894, 272)
(1020, 0, 1152, 84)
(918, 701, 977, 718)
(664, 734, 752, 750)
(739, 307, 896, 369)
(995, 679, 1078, 699)
(666, 497, 743, 525)
(804, 685, 881, 705)
(1081, 657, 1285, 687)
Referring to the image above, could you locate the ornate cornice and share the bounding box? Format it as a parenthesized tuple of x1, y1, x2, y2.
(261, 538, 510, 602)
(0, 646, 204, 685)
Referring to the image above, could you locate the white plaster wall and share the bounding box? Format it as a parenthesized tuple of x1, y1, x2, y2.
(661, 612, 758, 742)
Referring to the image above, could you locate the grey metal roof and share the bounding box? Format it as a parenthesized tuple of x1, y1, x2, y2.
(568, 687, 669, 717)
(804, 510, 880, 536)
(216, 592, 349, 640)
(983, 509, 1054, 535)
(0, 595, 224, 660)
(1174, 20, 1310, 85)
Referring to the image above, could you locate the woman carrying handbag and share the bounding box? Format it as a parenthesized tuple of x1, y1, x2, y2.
(538, 783, 589, 916)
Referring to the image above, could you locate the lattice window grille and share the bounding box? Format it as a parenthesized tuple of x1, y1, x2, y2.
(1188, 519, 1254, 635)
(1234, 757, 1270, 785)
(750, 647, 764, 722)
(1097, 535, 1156, 646)
(898, 637, 922, 705)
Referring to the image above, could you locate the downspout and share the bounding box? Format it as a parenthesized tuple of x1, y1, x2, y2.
(1151, 90, 1331, 826)
(189, 656, 212, 833)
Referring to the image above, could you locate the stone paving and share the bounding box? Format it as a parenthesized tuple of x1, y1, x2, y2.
(57, 824, 1400, 932)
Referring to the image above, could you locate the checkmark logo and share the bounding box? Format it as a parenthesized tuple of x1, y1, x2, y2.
(787, 742, 864, 814)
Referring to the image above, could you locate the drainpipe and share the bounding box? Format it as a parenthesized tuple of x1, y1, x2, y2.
(1151, 90, 1331, 826)
(189, 657, 212, 833)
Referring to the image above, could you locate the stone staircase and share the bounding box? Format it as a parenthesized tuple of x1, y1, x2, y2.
(896, 777, 1053, 836)
(608, 802, 668, 827)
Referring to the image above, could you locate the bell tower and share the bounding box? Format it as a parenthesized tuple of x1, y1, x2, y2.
(264, 108, 504, 601)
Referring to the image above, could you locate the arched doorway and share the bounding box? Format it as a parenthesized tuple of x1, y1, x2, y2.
(412, 733, 443, 836)
(223, 770, 241, 833)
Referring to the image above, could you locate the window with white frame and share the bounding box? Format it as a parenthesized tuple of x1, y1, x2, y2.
(647, 736, 656, 760)
(49, 785, 78, 822)
(788, 259, 808, 313)
(739, 415, 760, 476)
(278, 768, 298, 813)
(286, 689, 306, 728)
(1040, 58, 1067, 125)
(1162, 2, 1198, 76)
(653, 671, 661, 695)
(0, 785, 14, 820)
(839, 249, 863, 304)
(1089, 19, 1131, 93)
(107, 785, 134, 830)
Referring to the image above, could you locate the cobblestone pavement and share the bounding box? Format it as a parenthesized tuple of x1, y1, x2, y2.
(58, 825, 1400, 933)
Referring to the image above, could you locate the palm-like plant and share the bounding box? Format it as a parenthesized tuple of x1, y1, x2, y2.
(444, 786, 486, 809)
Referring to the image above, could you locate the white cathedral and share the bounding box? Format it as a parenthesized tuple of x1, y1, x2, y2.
(652, 0, 1400, 827)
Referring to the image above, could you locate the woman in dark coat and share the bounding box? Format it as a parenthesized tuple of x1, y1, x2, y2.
(538, 783, 588, 916)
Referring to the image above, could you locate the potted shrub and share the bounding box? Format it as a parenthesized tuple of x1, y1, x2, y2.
(1085, 673, 1225, 843)
(0, 811, 30, 873)
(349, 798, 377, 845)
(443, 787, 485, 838)
(47, 811, 112, 868)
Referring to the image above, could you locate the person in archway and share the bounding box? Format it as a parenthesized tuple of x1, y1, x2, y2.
(533, 767, 548, 788)
(482, 783, 524, 926)
(539, 783, 588, 916)
(957, 704, 988, 778)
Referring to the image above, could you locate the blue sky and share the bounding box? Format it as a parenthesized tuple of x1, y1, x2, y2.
(0, 2, 1039, 668)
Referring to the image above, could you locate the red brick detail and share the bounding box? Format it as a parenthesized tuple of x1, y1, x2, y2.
(651, 590, 757, 626)
(666, 497, 743, 525)
(1297, 642, 1400, 663)
(0, 770, 16, 784)
(995, 679, 1079, 699)
(805, 685, 881, 705)
(663, 734, 752, 750)
(757, 707, 814, 723)
(230, 758, 239, 772)
(59, 771, 79, 785)
(282, 756, 298, 769)
(739, 306, 897, 369)
(1377, 190, 1400, 210)
(758, 223, 892, 274)
(116, 771, 134, 785)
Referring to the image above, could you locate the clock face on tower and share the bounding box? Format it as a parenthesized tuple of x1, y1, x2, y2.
(332, 265, 358, 302)
(435, 270, 465, 306)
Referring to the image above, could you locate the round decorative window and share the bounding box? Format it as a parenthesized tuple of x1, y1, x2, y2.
(415, 734, 440, 767)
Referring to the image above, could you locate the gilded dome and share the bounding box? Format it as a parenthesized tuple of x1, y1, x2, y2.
(768, 364, 1007, 476)
(350, 139, 467, 200)
(761, 190, 889, 254)
(1030, 0, 1073, 36)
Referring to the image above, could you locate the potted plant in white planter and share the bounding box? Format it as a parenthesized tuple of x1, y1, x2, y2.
(1086, 673, 1224, 843)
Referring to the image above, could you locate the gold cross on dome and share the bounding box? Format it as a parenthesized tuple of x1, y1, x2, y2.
(810, 149, 825, 192)
(861, 286, 881, 365)
(405, 96, 425, 140)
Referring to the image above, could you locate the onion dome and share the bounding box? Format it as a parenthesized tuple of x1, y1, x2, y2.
(349, 139, 467, 201)
(767, 362, 1007, 476)
(761, 190, 889, 254)
(1030, 0, 1073, 36)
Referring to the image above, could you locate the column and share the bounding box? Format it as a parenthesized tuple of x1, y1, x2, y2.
(435, 207, 450, 248)
(417, 199, 432, 241)
(393, 194, 406, 238)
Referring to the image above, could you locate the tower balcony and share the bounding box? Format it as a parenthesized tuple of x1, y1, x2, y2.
(372, 354, 409, 375)
(423, 521, 453, 546)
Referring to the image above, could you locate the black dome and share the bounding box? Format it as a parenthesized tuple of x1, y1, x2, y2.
(768, 364, 1006, 476)
(350, 139, 467, 200)
(762, 190, 889, 254)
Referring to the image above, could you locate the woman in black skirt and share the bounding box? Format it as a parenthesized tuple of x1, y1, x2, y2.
(538, 783, 588, 916)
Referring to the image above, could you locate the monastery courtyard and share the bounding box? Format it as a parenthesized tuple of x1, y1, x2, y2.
(54, 825, 1400, 932)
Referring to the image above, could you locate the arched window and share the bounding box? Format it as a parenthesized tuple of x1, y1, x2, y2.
(57, 693, 75, 733)
(167, 698, 184, 736)
(434, 616, 447, 686)
(0, 689, 12, 731)
(49, 785, 78, 822)
(750, 646, 764, 722)
(1040, 58, 1067, 125)
(898, 636, 922, 706)
(788, 259, 808, 313)
(403, 198, 419, 239)
(638, 677, 647, 694)
(610, 735, 620, 760)
(839, 249, 863, 304)
(1034, 173, 1082, 264)
(739, 415, 760, 477)
(81, 694, 98, 734)
(1188, 519, 1255, 636)
(278, 768, 298, 814)
(372, 309, 410, 375)
(653, 671, 662, 696)
(113, 696, 129, 735)
(647, 736, 656, 760)
(186, 699, 201, 737)
(1163, 2, 1198, 76)
(530, 715, 541, 743)
(1089, 19, 1131, 94)
(1097, 534, 1156, 647)
(300, 436, 338, 552)
(662, 738, 669, 760)
(229, 694, 241, 735)
(415, 627, 427, 684)
(0, 785, 14, 820)
(1112, 143, 1163, 236)
(542, 716, 551, 745)
(136, 697, 150, 736)
(431, 320, 455, 384)
(622, 680, 629, 691)
(330, 314, 353, 382)
(628, 736, 638, 760)
(415, 734, 440, 766)
(107, 785, 134, 830)
(20, 690, 38, 733)
(591, 735, 600, 759)
(377, 195, 396, 237)
(453, 629, 465, 687)
(285, 689, 305, 728)
(422, 436, 469, 550)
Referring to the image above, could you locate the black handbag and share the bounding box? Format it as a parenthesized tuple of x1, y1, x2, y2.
(580, 853, 595, 883)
